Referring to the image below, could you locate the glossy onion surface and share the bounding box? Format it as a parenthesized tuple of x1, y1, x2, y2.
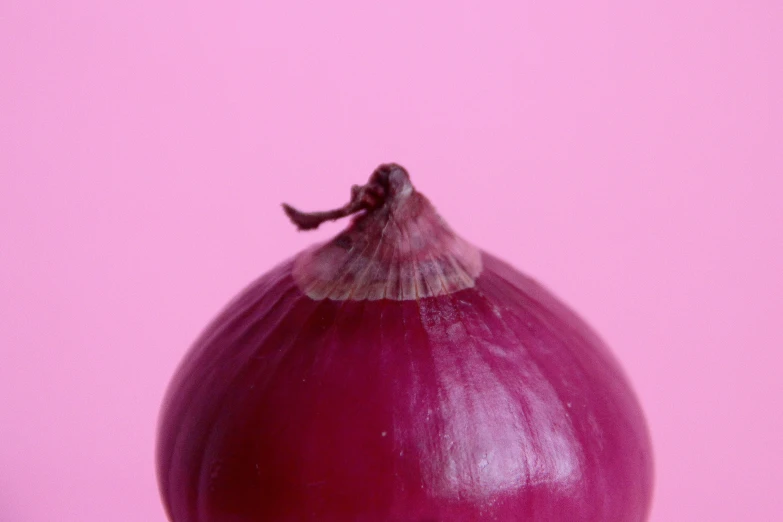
(157, 164, 653, 521)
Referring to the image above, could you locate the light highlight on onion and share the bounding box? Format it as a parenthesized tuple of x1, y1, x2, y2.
(157, 163, 653, 521)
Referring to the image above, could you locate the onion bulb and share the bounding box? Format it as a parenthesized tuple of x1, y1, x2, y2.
(157, 163, 653, 521)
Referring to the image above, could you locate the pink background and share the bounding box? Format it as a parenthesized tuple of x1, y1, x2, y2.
(2, 1, 781, 521)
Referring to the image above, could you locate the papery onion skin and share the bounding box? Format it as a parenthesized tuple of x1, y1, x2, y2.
(157, 164, 653, 521)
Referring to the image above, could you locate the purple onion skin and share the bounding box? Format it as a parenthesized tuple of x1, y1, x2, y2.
(157, 165, 653, 521)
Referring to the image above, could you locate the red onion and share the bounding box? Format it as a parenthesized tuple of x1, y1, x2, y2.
(157, 164, 653, 521)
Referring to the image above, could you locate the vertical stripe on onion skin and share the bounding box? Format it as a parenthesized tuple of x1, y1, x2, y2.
(156, 163, 653, 521)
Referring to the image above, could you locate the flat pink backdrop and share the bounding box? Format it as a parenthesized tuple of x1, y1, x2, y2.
(2, 1, 781, 521)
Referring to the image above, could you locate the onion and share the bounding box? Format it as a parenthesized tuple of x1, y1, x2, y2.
(156, 164, 653, 521)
